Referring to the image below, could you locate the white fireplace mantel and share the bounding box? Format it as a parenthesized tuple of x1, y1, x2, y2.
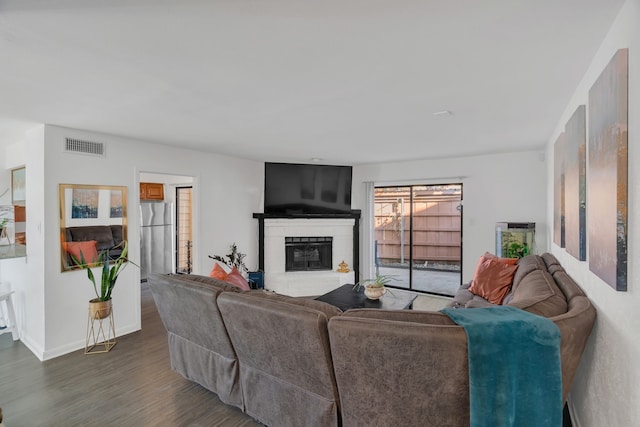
(254, 214, 360, 297)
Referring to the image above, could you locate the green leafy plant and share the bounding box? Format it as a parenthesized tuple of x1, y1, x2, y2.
(502, 238, 530, 258)
(208, 243, 247, 273)
(71, 241, 138, 302)
(353, 274, 397, 296)
(0, 206, 13, 229)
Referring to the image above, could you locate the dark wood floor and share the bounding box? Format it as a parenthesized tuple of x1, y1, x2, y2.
(0, 284, 260, 427)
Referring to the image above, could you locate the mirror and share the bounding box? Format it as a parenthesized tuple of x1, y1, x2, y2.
(59, 184, 128, 272)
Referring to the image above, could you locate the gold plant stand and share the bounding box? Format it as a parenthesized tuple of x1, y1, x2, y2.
(85, 304, 116, 354)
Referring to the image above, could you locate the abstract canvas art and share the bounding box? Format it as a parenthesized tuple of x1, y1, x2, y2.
(72, 189, 99, 219)
(564, 105, 586, 261)
(588, 48, 628, 291)
(553, 133, 565, 248)
(110, 190, 123, 218)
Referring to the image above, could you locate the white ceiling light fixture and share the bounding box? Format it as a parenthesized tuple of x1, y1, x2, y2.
(432, 110, 453, 117)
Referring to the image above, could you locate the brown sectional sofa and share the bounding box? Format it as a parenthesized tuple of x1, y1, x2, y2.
(148, 252, 596, 426)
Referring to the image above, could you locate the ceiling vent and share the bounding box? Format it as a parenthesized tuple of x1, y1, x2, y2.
(64, 138, 106, 157)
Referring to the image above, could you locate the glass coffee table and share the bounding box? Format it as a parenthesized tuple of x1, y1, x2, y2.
(315, 284, 417, 311)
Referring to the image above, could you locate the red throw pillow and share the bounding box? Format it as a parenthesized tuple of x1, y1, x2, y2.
(471, 252, 518, 284)
(469, 257, 518, 304)
(64, 240, 99, 265)
(209, 263, 229, 280)
(224, 267, 251, 291)
(481, 251, 519, 265)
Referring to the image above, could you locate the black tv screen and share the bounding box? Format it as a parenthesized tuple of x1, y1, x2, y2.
(264, 162, 353, 215)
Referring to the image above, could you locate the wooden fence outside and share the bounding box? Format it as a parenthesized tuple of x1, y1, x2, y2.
(374, 188, 461, 265)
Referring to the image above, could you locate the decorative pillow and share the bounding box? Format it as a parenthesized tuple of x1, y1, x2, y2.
(64, 240, 99, 265)
(469, 257, 518, 304)
(481, 251, 519, 265)
(224, 267, 251, 291)
(209, 263, 229, 280)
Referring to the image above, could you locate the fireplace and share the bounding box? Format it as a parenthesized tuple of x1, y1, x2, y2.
(285, 236, 333, 271)
(253, 213, 361, 296)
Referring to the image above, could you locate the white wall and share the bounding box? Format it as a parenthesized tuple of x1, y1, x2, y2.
(6, 124, 262, 360)
(0, 168, 10, 205)
(545, 1, 640, 425)
(19, 126, 46, 356)
(0, 140, 27, 204)
(352, 150, 547, 282)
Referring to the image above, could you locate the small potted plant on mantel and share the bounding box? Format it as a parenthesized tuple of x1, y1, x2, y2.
(353, 274, 396, 300)
(71, 241, 137, 319)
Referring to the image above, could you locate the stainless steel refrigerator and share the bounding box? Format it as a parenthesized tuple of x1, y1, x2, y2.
(140, 202, 174, 281)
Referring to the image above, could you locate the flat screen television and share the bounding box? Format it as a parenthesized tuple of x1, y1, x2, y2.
(264, 162, 353, 215)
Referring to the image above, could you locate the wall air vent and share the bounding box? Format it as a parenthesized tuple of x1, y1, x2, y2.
(64, 138, 106, 157)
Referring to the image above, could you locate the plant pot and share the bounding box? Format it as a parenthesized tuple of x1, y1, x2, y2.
(364, 285, 386, 300)
(89, 298, 112, 319)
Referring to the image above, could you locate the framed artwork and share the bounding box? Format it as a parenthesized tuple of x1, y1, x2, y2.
(564, 105, 587, 261)
(71, 188, 99, 219)
(59, 184, 128, 271)
(110, 189, 123, 218)
(11, 166, 26, 205)
(553, 133, 565, 248)
(588, 48, 628, 291)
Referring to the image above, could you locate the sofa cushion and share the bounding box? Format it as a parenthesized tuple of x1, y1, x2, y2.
(506, 269, 568, 317)
(502, 255, 545, 305)
(63, 240, 99, 265)
(469, 257, 518, 304)
(512, 255, 545, 290)
(542, 253, 565, 275)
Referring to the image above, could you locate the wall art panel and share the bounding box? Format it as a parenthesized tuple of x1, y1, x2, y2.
(564, 105, 587, 261)
(588, 48, 628, 291)
(553, 133, 566, 248)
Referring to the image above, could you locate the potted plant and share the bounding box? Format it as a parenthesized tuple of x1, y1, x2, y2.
(208, 243, 248, 274)
(353, 274, 397, 300)
(0, 207, 12, 245)
(71, 241, 137, 319)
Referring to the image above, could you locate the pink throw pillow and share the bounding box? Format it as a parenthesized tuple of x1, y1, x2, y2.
(224, 267, 251, 291)
(209, 263, 229, 280)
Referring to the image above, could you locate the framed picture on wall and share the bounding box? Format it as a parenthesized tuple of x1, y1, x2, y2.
(11, 166, 26, 205)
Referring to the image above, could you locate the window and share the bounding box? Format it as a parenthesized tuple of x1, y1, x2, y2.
(373, 184, 462, 296)
(176, 187, 193, 274)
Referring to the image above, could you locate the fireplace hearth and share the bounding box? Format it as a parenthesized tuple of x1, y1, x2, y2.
(253, 212, 361, 296)
(285, 236, 333, 271)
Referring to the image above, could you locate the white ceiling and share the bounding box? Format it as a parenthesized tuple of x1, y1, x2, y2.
(0, 0, 625, 165)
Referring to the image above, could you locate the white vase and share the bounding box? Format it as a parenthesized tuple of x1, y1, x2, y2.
(364, 285, 386, 300)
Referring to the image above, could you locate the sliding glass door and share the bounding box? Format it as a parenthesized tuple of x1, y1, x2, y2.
(373, 184, 462, 296)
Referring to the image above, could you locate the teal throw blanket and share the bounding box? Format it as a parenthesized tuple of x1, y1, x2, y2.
(441, 306, 562, 427)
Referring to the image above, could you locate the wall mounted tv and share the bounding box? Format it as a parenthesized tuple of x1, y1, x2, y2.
(264, 162, 353, 215)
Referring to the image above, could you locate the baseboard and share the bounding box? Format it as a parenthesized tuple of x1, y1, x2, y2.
(41, 323, 140, 361)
